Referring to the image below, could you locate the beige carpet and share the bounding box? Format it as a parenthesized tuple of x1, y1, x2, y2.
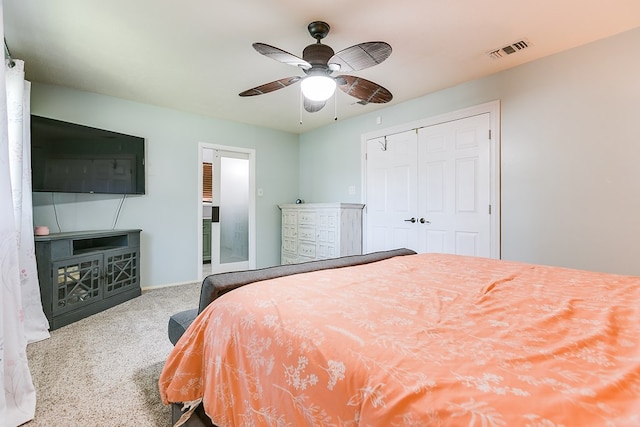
(25, 282, 201, 427)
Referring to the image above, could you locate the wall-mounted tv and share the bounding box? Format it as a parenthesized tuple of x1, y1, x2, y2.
(31, 115, 145, 195)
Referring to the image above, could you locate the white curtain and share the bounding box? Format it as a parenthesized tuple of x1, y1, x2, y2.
(2, 3, 50, 425)
(4, 64, 50, 344)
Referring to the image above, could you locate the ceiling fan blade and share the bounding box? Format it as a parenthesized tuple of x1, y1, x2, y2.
(303, 97, 326, 113)
(336, 75, 393, 104)
(329, 42, 392, 72)
(239, 76, 301, 97)
(253, 43, 311, 69)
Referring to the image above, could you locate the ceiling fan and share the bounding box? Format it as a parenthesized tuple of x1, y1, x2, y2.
(239, 21, 393, 113)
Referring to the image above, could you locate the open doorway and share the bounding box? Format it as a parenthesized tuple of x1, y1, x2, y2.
(198, 143, 256, 280)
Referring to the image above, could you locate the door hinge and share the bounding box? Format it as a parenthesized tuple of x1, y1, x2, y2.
(488, 129, 492, 140)
(489, 205, 492, 214)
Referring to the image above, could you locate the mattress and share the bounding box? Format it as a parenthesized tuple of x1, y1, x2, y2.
(159, 253, 640, 426)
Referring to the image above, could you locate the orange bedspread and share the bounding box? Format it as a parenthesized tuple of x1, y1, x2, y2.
(159, 253, 640, 426)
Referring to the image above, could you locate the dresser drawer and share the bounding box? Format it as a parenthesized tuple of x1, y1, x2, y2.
(298, 211, 316, 225)
(298, 242, 316, 258)
(298, 226, 316, 242)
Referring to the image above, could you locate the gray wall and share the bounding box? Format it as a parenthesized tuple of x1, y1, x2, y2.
(31, 84, 299, 288)
(299, 27, 640, 276)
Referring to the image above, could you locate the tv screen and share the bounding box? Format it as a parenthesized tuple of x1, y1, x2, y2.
(31, 115, 145, 195)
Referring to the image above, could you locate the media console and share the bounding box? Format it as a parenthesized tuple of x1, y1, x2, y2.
(34, 229, 142, 330)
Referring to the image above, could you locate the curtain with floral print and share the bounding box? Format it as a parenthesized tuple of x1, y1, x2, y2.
(2, 3, 50, 423)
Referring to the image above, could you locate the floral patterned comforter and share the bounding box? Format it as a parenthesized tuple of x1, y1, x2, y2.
(159, 253, 640, 426)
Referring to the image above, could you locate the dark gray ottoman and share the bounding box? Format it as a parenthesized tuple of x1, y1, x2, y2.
(168, 308, 198, 345)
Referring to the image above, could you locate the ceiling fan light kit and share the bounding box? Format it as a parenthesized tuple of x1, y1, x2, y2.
(300, 75, 336, 101)
(239, 21, 393, 113)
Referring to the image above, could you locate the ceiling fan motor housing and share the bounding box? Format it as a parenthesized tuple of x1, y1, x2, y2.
(303, 43, 335, 71)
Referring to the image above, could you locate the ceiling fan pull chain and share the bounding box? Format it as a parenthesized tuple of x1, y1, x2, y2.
(299, 89, 303, 125)
(334, 92, 338, 121)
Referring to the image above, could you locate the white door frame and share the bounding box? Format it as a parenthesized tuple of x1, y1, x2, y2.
(361, 100, 501, 259)
(197, 142, 256, 279)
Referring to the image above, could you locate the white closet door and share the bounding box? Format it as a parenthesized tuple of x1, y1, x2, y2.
(365, 113, 492, 257)
(417, 113, 491, 256)
(365, 130, 419, 253)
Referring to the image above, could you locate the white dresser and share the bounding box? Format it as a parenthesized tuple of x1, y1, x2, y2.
(278, 203, 365, 264)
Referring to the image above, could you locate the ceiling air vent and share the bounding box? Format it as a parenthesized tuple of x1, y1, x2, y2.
(487, 38, 531, 59)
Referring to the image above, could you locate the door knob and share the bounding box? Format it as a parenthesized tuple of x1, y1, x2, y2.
(404, 217, 416, 223)
(419, 218, 431, 224)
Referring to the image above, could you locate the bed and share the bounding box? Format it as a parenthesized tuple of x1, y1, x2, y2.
(159, 251, 640, 426)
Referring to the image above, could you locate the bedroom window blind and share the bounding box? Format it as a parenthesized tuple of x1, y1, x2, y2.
(203, 162, 213, 202)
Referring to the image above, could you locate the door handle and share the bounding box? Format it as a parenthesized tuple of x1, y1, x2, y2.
(404, 217, 416, 223)
(419, 218, 431, 224)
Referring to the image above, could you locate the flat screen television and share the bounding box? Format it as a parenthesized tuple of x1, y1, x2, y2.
(31, 115, 145, 194)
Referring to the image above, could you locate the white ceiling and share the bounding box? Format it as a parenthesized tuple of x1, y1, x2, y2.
(4, 0, 640, 134)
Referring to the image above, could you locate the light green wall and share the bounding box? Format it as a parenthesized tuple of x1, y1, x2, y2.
(31, 84, 299, 287)
(31, 26, 640, 284)
(299, 27, 640, 276)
